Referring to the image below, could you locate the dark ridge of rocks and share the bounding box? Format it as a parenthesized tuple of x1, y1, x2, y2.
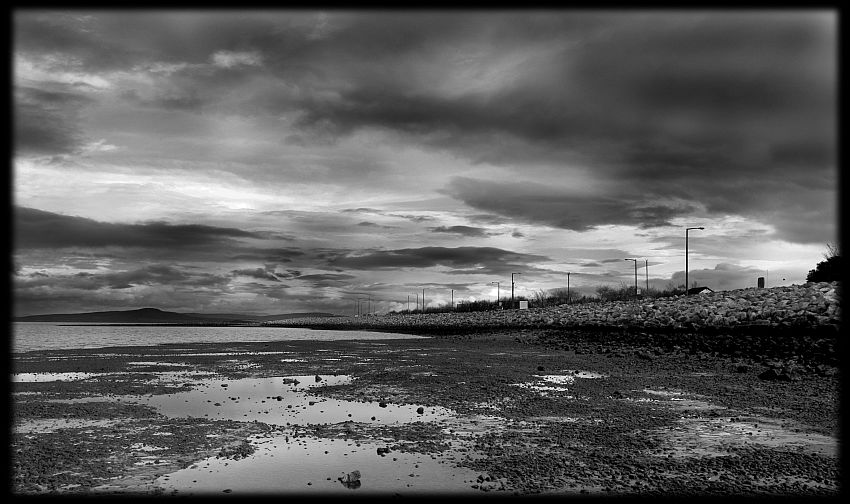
(263, 282, 841, 335)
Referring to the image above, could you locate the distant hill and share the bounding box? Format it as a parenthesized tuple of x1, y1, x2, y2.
(15, 308, 209, 323)
(15, 308, 342, 323)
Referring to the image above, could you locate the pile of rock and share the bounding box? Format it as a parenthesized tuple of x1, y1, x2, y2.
(265, 282, 840, 333)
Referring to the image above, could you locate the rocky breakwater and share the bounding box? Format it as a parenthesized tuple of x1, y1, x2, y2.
(544, 281, 841, 331)
(266, 283, 840, 369)
(267, 282, 840, 333)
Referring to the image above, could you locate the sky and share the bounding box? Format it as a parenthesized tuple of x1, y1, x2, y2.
(12, 9, 838, 317)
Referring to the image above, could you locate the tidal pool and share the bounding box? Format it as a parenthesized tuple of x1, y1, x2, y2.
(513, 369, 606, 395)
(156, 431, 490, 495)
(132, 374, 455, 426)
(12, 372, 104, 382)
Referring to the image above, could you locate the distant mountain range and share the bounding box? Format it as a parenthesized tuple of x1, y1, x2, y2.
(14, 307, 341, 323)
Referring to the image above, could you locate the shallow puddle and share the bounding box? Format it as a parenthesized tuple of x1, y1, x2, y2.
(513, 370, 606, 395)
(12, 372, 103, 382)
(131, 374, 455, 426)
(156, 431, 488, 495)
(128, 361, 192, 367)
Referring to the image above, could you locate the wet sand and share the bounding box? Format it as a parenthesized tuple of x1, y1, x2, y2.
(11, 328, 840, 496)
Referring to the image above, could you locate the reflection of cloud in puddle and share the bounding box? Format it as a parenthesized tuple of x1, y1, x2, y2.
(512, 370, 605, 396)
(129, 443, 167, 452)
(12, 372, 103, 382)
(130, 375, 456, 426)
(639, 389, 718, 410)
(157, 432, 486, 495)
(128, 361, 192, 367)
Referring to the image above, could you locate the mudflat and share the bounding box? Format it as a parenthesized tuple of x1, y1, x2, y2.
(11, 328, 839, 496)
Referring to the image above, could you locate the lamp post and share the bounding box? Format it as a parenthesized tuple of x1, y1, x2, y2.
(451, 289, 454, 311)
(415, 293, 419, 312)
(511, 272, 521, 309)
(490, 281, 500, 307)
(685, 227, 704, 295)
(644, 259, 649, 293)
(407, 295, 410, 313)
(625, 258, 638, 298)
(566, 272, 571, 304)
(422, 289, 425, 313)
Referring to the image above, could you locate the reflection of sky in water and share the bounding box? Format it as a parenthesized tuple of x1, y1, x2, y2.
(12, 372, 102, 382)
(13, 324, 429, 353)
(156, 432, 487, 495)
(131, 375, 455, 426)
(128, 361, 192, 367)
(512, 370, 606, 395)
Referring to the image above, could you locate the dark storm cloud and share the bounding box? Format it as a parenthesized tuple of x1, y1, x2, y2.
(14, 86, 94, 155)
(279, 12, 833, 244)
(327, 246, 549, 275)
(99, 264, 190, 289)
(14, 207, 272, 249)
(15, 264, 229, 291)
(428, 225, 490, 238)
(297, 273, 357, 287)
(14, 11, 287, 71)
(229, 247, 305, 263)
(357, 221, 396, 229)
(443, 177, 695, 231)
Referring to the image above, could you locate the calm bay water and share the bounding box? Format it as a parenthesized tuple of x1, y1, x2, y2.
(12, 322, 426, 353)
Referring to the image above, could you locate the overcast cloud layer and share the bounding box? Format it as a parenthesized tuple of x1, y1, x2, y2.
(13, 9, 837, 316)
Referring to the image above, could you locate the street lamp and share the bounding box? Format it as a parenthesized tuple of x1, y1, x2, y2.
(625, 259, 638, 298)
(510, 273, 517, 308)
(566, 272, 571, 304)
(490, 281, 500, 307)
(685, 227, 704, 295)
(644, 259, 649, 293)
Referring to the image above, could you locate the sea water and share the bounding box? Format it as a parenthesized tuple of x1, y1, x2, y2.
(12, 322, 427, 353)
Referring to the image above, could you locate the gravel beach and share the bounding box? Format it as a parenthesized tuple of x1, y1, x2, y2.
(11, 283, 841, 496)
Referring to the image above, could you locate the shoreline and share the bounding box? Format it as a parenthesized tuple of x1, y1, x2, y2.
(12, 326, 840, 496)
(11, 282, 841, 495)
